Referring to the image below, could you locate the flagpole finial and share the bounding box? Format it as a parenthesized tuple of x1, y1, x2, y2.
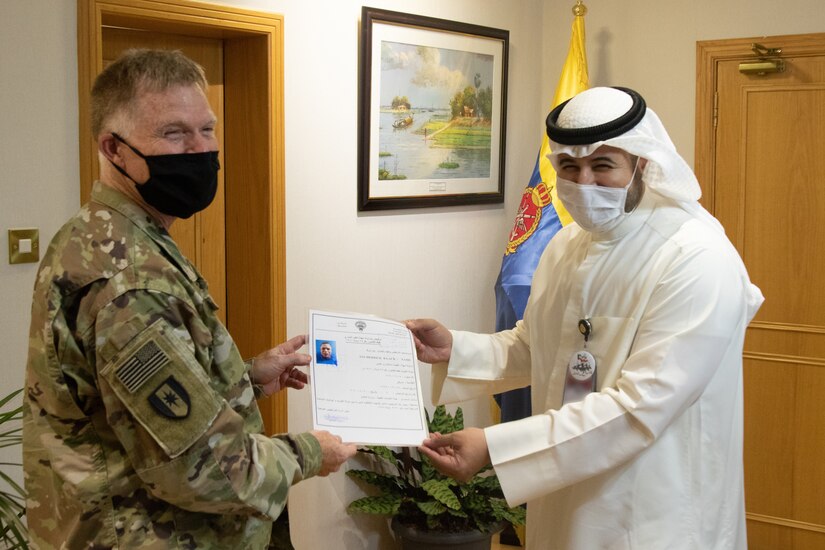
(573, 0, 587, 16)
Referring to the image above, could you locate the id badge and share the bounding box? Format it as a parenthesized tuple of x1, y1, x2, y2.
(562, 319, 597, 405)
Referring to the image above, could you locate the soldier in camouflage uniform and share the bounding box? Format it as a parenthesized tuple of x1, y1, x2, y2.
(23, 49, 356, 549)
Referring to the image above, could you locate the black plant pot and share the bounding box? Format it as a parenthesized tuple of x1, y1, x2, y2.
(390, 518, 503, 550)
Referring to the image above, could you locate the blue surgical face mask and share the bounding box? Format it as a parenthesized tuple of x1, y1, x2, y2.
(556, 158, 640, 233)
(110, 133, 220, 219)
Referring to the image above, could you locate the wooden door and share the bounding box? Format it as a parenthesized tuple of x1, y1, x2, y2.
(103, 28, 227, 322)
(697, 33, 825, 549)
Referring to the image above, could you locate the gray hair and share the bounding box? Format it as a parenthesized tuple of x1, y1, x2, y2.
(90, 49, 208, 137)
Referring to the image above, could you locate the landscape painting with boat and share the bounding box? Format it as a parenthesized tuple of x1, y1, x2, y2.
(377, 40, 495, 182)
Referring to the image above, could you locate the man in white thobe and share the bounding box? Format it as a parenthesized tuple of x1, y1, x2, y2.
(407, 87, 763, 550)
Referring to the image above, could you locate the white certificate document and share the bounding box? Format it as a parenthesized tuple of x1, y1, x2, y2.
(308, 309, 428, 446)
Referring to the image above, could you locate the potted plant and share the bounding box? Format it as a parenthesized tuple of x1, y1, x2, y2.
(0, 388, 28, 548)
(347, 405, 525, 549)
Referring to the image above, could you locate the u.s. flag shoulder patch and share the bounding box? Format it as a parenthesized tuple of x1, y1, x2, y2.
(117, 339, 169, 393)
(100, 317, 222, 458)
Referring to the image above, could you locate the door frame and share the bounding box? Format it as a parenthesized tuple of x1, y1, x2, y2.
(77, 0, 289, 434)
(695, 33, 825, 214)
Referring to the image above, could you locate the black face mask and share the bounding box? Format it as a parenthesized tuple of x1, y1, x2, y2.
(111, 133, 220, 219)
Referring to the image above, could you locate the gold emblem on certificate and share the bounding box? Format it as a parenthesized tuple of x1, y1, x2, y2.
(562, 319, 597, 404)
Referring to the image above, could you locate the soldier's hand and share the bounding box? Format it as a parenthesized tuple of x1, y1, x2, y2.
(251, 335, 311, 396)
(310, 430, 357, 476)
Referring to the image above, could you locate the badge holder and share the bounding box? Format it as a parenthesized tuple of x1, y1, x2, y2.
(562, 319, 597, 405)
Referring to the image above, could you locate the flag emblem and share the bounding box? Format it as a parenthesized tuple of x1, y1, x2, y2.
(117, 340, 169, 393)
(505, 182, 553, 255)
(148, 376, 191, 419)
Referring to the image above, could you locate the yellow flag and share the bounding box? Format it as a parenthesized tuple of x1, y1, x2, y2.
(492, 3, 590, 428)
(493, 8, 589, 543)
(539, 3, 590, 227)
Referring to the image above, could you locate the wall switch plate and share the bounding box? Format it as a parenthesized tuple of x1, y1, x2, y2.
(8, 228, 40, 264)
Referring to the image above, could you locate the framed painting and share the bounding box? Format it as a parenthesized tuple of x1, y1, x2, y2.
(358, 7, 509, 211)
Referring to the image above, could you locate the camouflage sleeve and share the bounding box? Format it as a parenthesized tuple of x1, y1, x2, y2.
(246, 358, 268, 400)
(95, 288, 322, 520)
(274, 432, 323, 478)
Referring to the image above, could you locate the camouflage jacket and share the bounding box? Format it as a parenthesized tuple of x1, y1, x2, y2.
(23, 182, 321, 549)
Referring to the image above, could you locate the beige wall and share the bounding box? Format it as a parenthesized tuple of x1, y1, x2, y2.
(0, 0, 80, 472)
(1, 0, 80, 392)
(1, 0, 822, 547)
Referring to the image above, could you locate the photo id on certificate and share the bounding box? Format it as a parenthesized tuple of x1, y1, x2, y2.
(308, 309, 428, 446)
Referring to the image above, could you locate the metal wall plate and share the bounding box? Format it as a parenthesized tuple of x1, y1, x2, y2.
(8, 228, 40, 264)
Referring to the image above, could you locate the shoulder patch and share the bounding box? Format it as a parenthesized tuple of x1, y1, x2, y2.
(148, 376, 190, 419)
(118, 340, 169, 393)
(100, 318, 221, 458)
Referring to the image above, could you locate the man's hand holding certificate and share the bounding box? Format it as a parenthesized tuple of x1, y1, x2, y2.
(308, 310, 428, 446)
